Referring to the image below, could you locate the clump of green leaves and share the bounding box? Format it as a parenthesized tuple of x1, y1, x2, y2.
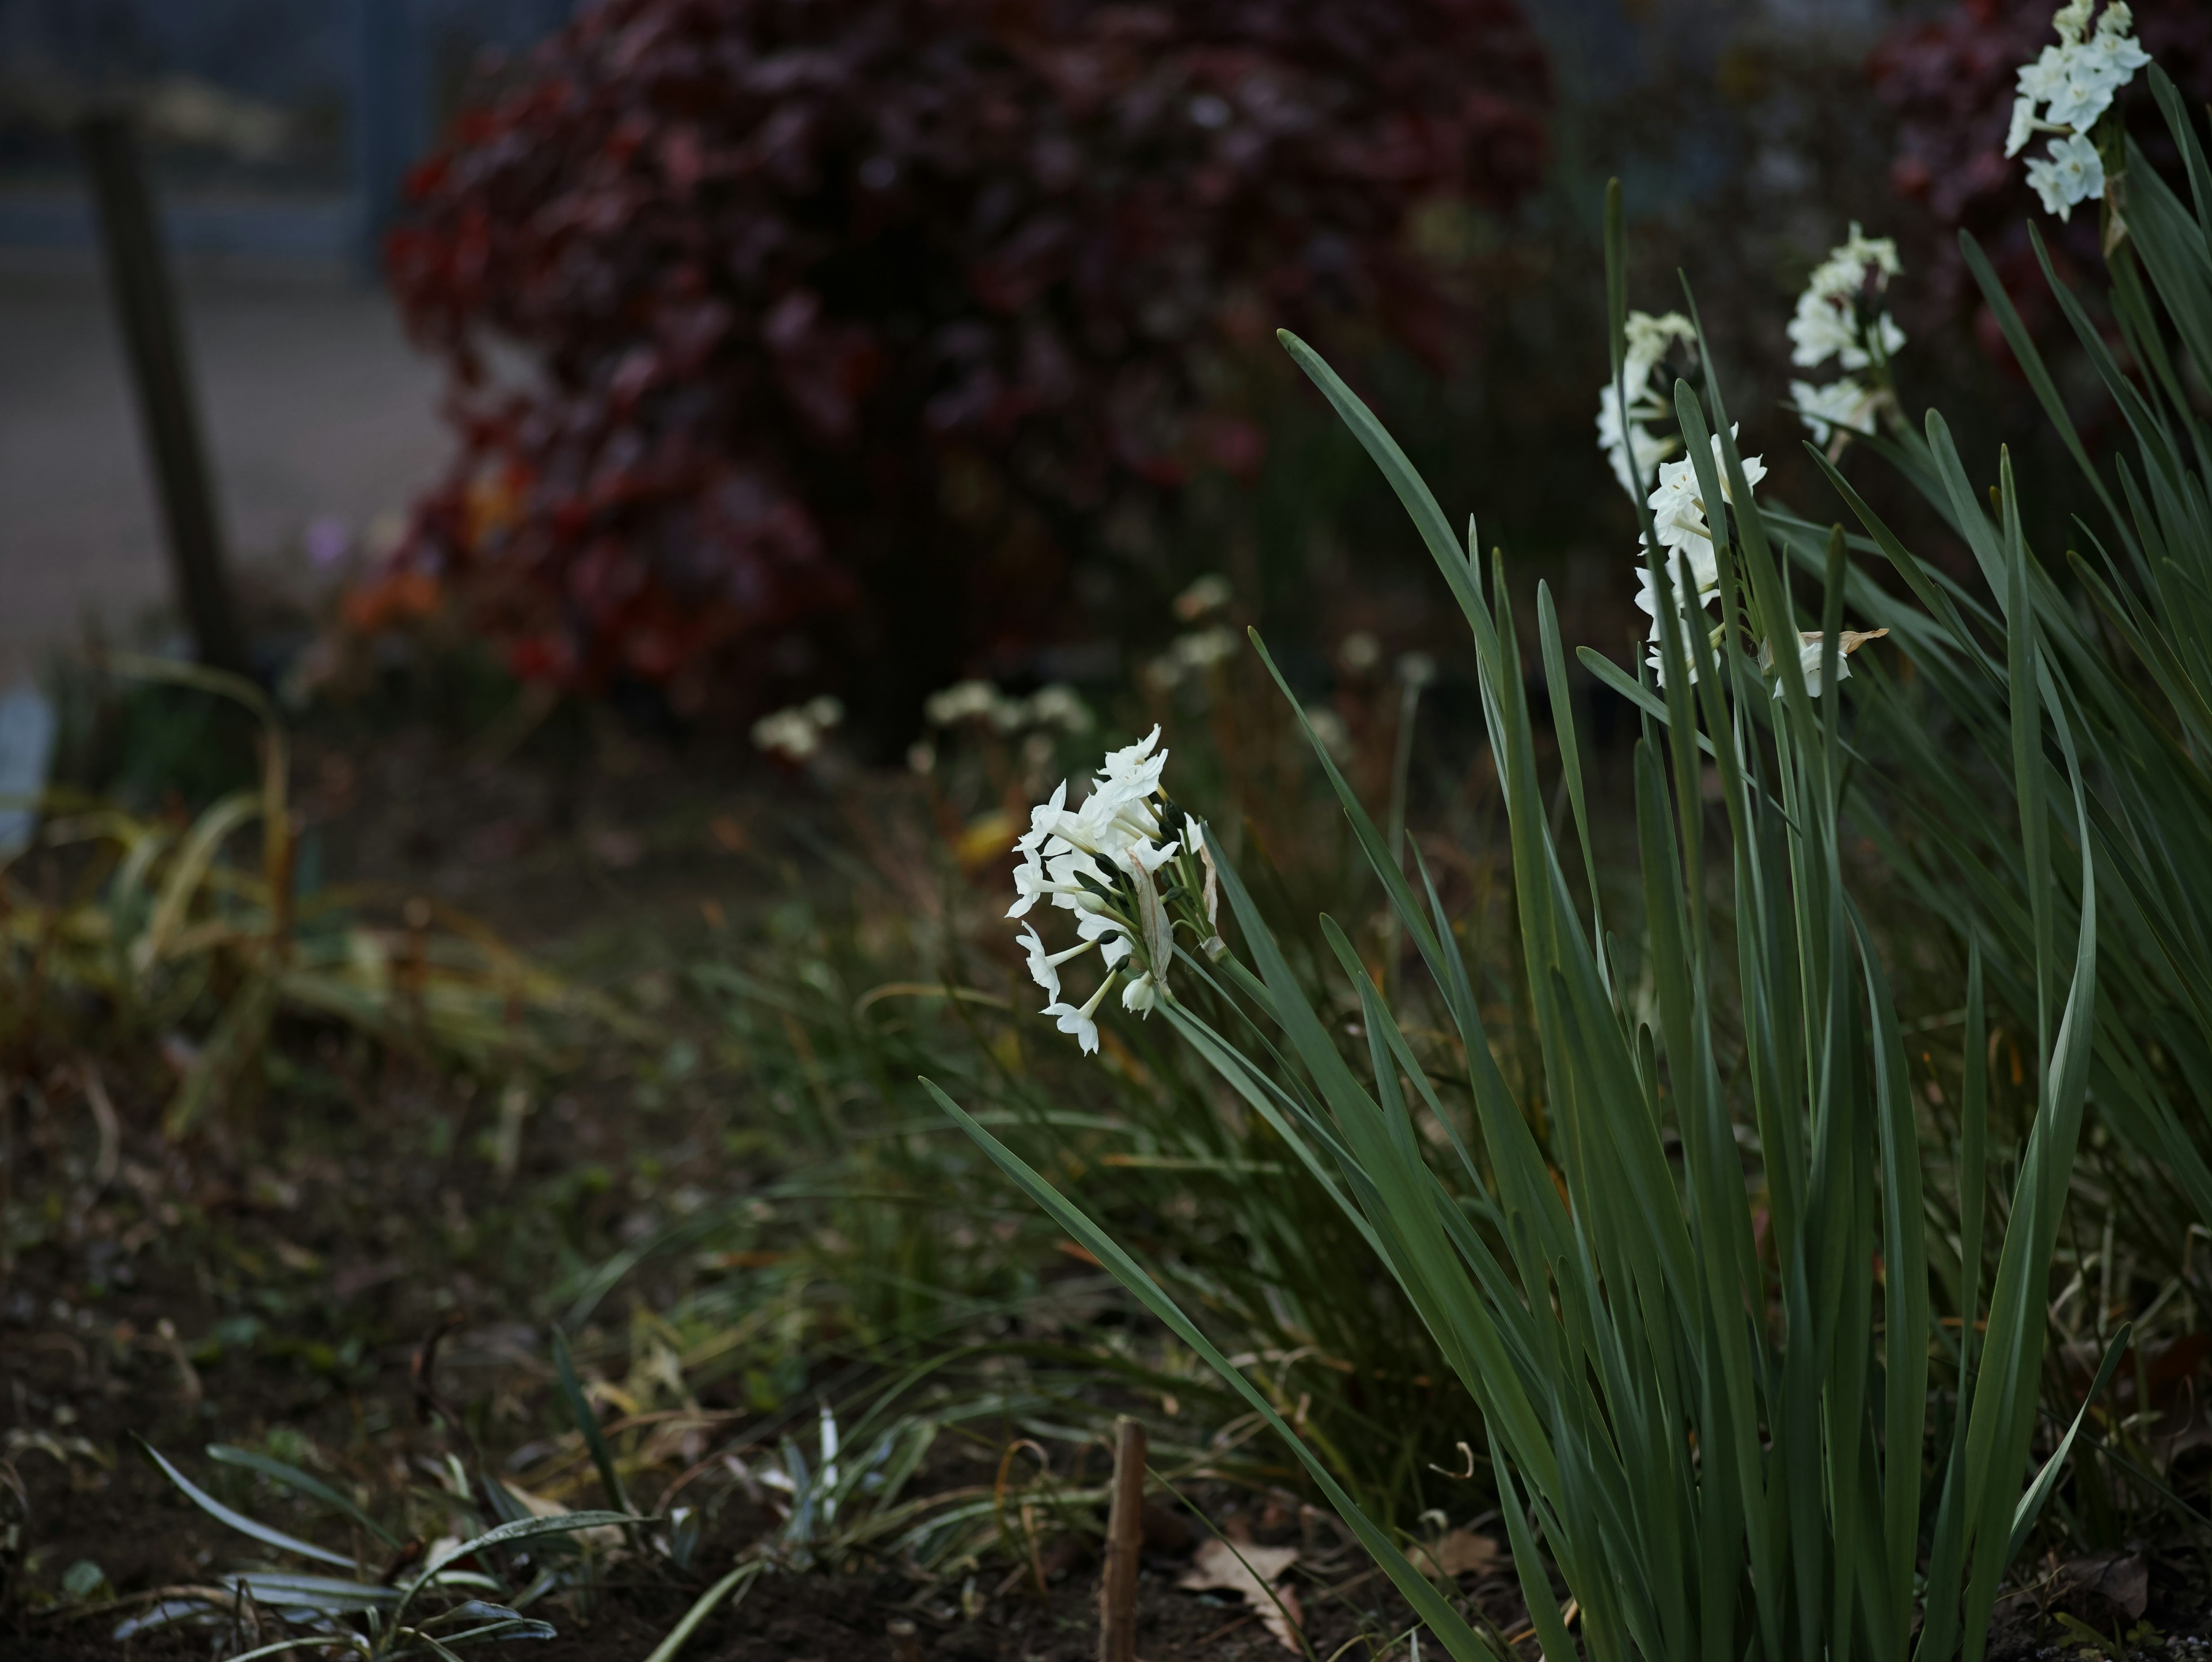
(935, 239, 2115, 1657)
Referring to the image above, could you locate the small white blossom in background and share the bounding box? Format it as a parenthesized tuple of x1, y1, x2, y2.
(1596, 310, 1698, 499)
(751, 695, 843, 762)
(1789, 225, 1905, 374)
(1007, 728, 1220, 1055)
(1787, 225, 1906, 450)
(1337, 631, 1382, 674)
(925, 679, 1027, 731)
(1635, 431, 1768, 687)
(1774, 629, 1891, 699)
(1027, 683, 1094, 734)
(1396, 651, 1437, 690)
(1304, 707, 1353, 762)
(1789, 376, 1885, 447)
(1172, 573, 1234, 622)
(2006, 1, 2148, 221)
(926, 677, 1093, 735)
(1144, 627, 1242, 691)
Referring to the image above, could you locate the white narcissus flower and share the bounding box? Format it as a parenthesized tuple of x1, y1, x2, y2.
(1120, 972, 1161, 1016)
(1790, 377, 1884, 445)
(752, 703, 837, 760)
(1596, 310, 1696, 498)
(1634, 550, 1720, 629)
(1025, 683, 1093, 733)
(1020, 922, 1103, 1005)
(1637, 430, 1766, 690)
(2027, 132, 2106, 221)
(1008, 726, 1215, 1054)
(1623, 309, 1697, 385)
(1045, 974, 1117, 1056)
(1646, 431, 1767, 557)
(1599, 385, 1680, 497)
(1789, 224, 1906, 373)
(2005, 2, 2148, 208)
(1774, 629, 1891, 699)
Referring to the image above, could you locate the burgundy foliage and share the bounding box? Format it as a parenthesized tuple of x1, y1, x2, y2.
(1872, 0, 2212, 359)
(380, 0, 1551, 718)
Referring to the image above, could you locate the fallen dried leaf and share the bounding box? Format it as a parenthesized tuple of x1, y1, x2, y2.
(1179, 1537, 1302, 1652)
(2054, 1551, 2149, 1621)
(1407, 1527, 1501, 1580)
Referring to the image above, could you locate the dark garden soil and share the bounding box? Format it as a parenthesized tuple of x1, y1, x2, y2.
(7, 721, 2212, 1660)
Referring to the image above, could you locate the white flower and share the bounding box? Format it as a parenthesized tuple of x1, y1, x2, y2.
(1790, 377, 1884, 445)
(926, 679, 1026, 730)
(1025, 684, 1093, 733)
(1643, 633, 1702, 690)
(1009, 728, 1209, 1053)
(1787, 301, 1862, 372)
(1171, 627, 1240, 672)
(1634, 430, 1765, 689)
(1009, 858, 1048, 919)
(1018, 781, 1069, 856)
(1599, 384, 1680, 497)
(1773, 628, 1891, 699)
(2005, 2, 2146, 206)
(1597, 310, 1696, 497)
(1788, 225, 1906, 373)
(1045, 974, 1117, 1055)
(1304, 706, 1352, 762)
(1623, 310, 1697, 387)
(1172, 573, 1233, 621)
(1077, 908, 1134, 966)
(1646, 431, 1767, 559)
(1099, 725, 1168, 797)
(751, 705, 831, 760)
(1634, 553, 1719, 632)
(1019, 923, 1067, 1002)
(2027, 132, 2106, 220)
(926, 680, 997, 725)
(1117, 835, 1181, 878)
(1121, 971, 1162, 1015)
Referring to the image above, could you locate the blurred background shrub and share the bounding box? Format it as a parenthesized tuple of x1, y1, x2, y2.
(377, 0, 1552, 739)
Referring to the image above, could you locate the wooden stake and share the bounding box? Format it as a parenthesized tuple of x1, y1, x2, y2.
(77, 112, 248, 676)
(1099, 1415, 1146, 1662)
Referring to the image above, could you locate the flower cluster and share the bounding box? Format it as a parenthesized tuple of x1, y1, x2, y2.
(751, 696, 844, 761)
(925, 680, 1094, 736)
(2006, 1, 2150, 220)
(1597, 311, 1699, 498)
(1632, 434, 1885, 698)
(1635, 433, 1768, 685)
(1774, 629, 1891, 699)
(1007, 729, 1220, 1054)
(1787, 225, 1905, 449)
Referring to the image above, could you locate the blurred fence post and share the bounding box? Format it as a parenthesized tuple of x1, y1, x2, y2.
(351, 0, 426, 277)
(76, 112, 249, 677)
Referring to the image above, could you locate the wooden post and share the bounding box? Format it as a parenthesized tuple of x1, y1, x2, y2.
(77, 112, 249, 676)
(1099, 1416, 1146, 1662)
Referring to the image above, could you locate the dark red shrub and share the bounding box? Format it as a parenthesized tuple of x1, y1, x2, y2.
(380, 0, 1551, 727)
(1872, 0, 2212, 355)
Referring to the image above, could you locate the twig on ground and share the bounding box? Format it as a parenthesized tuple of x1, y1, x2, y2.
(1100, 1415, 1147, 1662)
